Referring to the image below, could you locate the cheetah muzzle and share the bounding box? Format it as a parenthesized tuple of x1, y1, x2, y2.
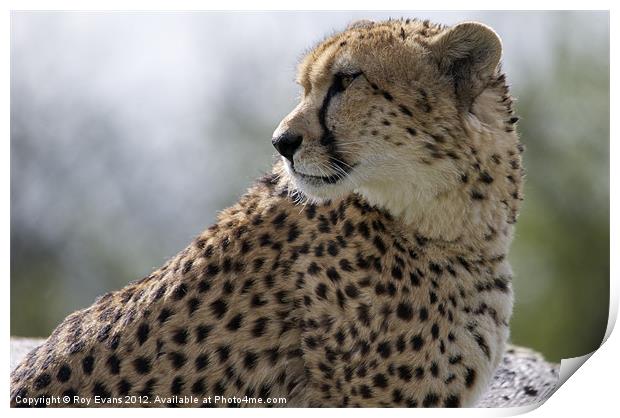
(11, 18, 523, 408)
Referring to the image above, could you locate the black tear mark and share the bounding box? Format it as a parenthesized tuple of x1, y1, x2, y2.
(317, 72, 362, 178)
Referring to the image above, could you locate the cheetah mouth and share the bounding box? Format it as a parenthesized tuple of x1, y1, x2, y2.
(292, 168, 343, 185)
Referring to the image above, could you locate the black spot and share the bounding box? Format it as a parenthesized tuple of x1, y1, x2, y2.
(396, 302, 414, 321)
(429, 291, 438, 304)
(494, 277, 509, 292)
(158, 308, 173, 323)
(465, 368, 476, 388)
(259, 233, 272, 247)
(344, 283, 359, 298)
(327, 241, 339, 256)
(411, 334, 425, 351)
(315, 283, 328, 300)
(92, 382, 111, 399)
(187, 297, 201, 315)
(139, 378, 157, 398)
(314, 243, 325, 257)
(191, 378, 206, 395)
(222, 280, 235, 294)
(304, 336, 318, 349)
(396, 334, 406, 352)
(168, 351, 187, 369)
(107, 355, 121, 375)
(406, 399, 418, 407)
(431, 323, 440, 339)
(172, 283, 188, 300)
(399, 104, 413, 116)
(307, 262, 321, 275)
(33, 373, 51, 390)
(198, 279, 211, 293)
(253, 257, 265, 271)
(359, 384, 373, 399)
(251, 294, 268, 307)
(422, 392, 439, 407)
(373, 236, 387, 254)
(210, 299, 228, 319)
(195, 354, 209, 371)
(133, 356, 152, 374)
(357, 222, 370, 239)
(343, 220, 354, 237)
(195, 324, 212, 343)
(117, 379, 131, 396)
(205, 262, 220, 276)
(392, 389, 404, 404)
(61, 388, 77, 403)
(336, 289, 348, 311)
(471, 190, 485, 200)
(287, 224, 301, 242)
(377, 341, 392, 358)
(419, 307, 429, 321)
(217, 346, 231, 363)
(137, 323, 150, 345)
(398, 366, 412, 381)
(272, 211, 288, 227)
(56, 365, 71, 382)
(244, 352, 258, 370)
(170, 328, 188, 345)
(409, 272, 421, 287)
(449, 355, 462, 364)
(372, 373, 389, 388)
(429, 262, 442, 274)
(305, 204, 317, 219)
(317, 215, 331, 233)
(444, 395, 460, 407)
(171, 376, 184, 395)
(479, 171, 494, 184)
(357, 304, 371, 326)
(430, 362, 439, 377)
(82, 355, 94, 375)
(252, 317, 269, 337)
(382, 91, 393, 101)
(326, 267, 341, 282)
(391, 266, 403, 280)
(108, 334, 121, 350)
(473, 332, 491, 358)
(263, 274, 275, 288)
(241, 278, 255, 293)
(226, 313, 243, 331)
(524, 386, 539, 396)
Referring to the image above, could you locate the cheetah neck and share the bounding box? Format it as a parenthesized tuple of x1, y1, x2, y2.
(356, 181, 513, 257)
(355, 117, 522, 258)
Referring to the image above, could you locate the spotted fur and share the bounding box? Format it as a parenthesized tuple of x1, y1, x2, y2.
(10, 18, 523, 408)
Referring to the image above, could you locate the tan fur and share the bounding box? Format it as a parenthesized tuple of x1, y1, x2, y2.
(11, 18, 522, 408)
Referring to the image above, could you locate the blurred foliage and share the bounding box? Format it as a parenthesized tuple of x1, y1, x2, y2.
(11, 12, 609, 363)
(508, 21, 609, 361)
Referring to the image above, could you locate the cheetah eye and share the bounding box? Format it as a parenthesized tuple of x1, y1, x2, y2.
(336, 71, 362, 91)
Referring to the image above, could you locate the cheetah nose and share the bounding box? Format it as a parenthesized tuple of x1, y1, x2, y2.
(272, 132, 303, 163)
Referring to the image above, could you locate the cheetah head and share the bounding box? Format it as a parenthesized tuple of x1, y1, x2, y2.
(273, 19, 520, 229)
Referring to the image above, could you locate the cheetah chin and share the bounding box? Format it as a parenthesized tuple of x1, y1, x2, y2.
(11, 18, 523, 408)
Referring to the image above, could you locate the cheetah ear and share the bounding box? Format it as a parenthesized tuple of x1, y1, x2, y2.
(428, 22, 502, 107)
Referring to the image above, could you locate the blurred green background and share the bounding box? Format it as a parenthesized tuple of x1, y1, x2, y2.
(10, 11, 609, 362)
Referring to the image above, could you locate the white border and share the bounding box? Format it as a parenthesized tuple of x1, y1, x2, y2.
(2, 1, 615, 417)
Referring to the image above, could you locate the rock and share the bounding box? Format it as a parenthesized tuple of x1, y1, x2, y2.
(477, 345, 559, 407)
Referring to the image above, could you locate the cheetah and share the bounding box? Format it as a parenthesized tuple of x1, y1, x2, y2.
(10, 18, 523, 408)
